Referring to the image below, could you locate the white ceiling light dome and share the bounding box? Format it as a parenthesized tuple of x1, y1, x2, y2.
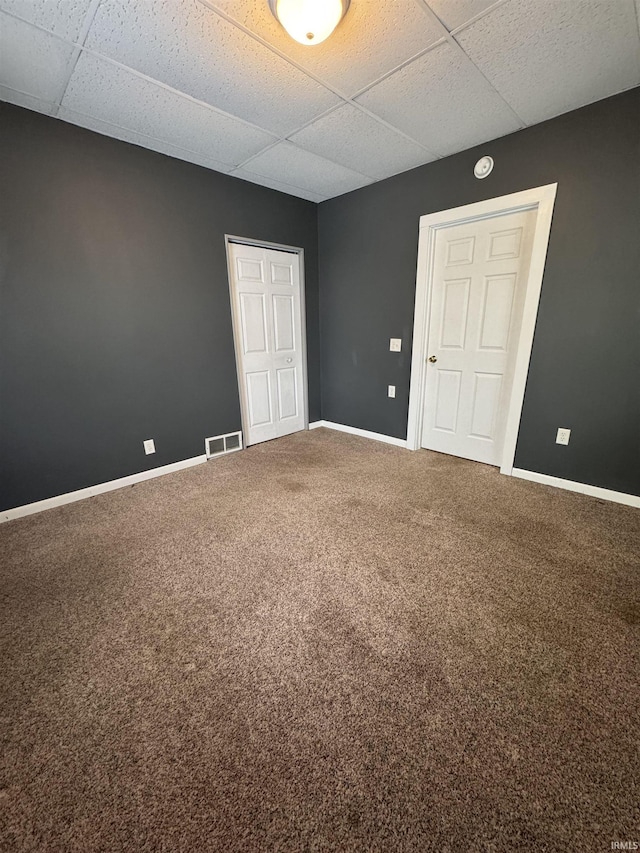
(268, 0, 351, 46)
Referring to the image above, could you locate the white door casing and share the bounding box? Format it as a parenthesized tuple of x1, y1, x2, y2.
(227, 241, 307, 446)
(407, 184, 558, 474)
(420, 208, 537, 465)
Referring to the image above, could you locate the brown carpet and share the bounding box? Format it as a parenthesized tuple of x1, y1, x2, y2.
(1, 428, 638, 852)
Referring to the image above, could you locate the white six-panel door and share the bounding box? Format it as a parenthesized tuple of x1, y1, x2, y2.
(228, 243, 306, 446)
(421, 209, 537, 465)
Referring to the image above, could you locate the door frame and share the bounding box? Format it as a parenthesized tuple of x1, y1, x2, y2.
(406, 183, 558, 474)
(224, 235, 309, 445)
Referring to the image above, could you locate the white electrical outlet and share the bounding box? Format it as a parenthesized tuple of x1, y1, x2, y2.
(143, 439, 156, 455)
(389, 338, 402, 352)
(556, 428, 571, 446)
(388, 385, 396, 398)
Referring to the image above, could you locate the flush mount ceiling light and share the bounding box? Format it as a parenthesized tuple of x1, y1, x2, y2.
(268, 0, 350, 45)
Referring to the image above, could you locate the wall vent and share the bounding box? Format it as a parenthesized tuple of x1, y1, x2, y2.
(205, 431, 243, 459)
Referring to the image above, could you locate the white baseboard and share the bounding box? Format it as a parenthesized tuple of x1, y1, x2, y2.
(9, 441, 634, 525)
(308, 420, 408, 449)
(511, 468, 640, 509)
(1, 455, 208, 523)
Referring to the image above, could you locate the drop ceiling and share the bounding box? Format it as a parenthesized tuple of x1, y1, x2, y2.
(1, 0, 639, 202)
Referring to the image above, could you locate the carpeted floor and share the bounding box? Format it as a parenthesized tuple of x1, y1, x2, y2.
(0, 428, 638, 852)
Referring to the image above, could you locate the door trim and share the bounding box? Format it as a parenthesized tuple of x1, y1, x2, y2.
(406, 184, 558, 474)
(224, 235, 309, 444)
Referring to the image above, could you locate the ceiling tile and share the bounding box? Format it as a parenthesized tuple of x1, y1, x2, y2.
(57, 105, 232, 173)
(210, 0, 445, 97)
(456, 0, 640, 124)
(229, 167, 326, 202)
(84, 0, 340, 136)
(0, 13, 76, 102)
(356, 42, 521, 156)
(241, 141, 372, 197)
(0, 84, 55, 115)
(290, 104, 436, 180)
(62, 52, 276, 166)
(425, 0, 500, 31)
(0, 0, 94, 41)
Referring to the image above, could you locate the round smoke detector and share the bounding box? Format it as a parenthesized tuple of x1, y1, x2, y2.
(474, 156, 494, 179)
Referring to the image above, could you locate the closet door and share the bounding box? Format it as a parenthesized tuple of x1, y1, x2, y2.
(229, 243, 306, 446)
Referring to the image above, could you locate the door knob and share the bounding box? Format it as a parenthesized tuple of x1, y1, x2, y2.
(286, 357, 293, 363)
(428, 355, 438, 363)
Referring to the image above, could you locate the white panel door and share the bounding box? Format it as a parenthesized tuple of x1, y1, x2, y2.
(229, 243, 305, 446)
(421, 209, 537, 465)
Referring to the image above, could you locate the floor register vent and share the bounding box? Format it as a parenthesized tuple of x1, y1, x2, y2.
(205, 431, 243, 459)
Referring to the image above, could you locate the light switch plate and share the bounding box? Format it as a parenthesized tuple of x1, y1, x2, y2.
(388, 385, 396, 398)
(389, 338, 402, 352)
(143, 439, 156, 454)
(556, 428, 571, 446)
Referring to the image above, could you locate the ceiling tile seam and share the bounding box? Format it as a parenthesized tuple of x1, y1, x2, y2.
(0, 8, 81, 111)
(410, 0, 448, 30)
(236, 138, 374, 184)
(198, 0, 455, 158)
(347, 36, 446, 102)
(281, 103, 348, 141)
(207, 136, 385, 185)
(0, 8, 87, 111)
(277, 39, 448, 159)
(56, 105, 233, 171)
(0, 84, 55, 110)
(346, 101, 444, 159)
(69, 45, 283, 143)
(446, 38, 526, 128)
(227, 167, 327, 201)
(197, 0, 357, 102)
(0, 7, 59, 35)
(234, 112, 422, 182)
(276, 80, 442, 160)
(0, 7, 389, 179)
(1, 87, 426, 201)
(284, 101, 441, 165)
(51, 0, 102, 119)
(279, 105, 441, 174)
(233, 139, 285, 171)
(2, 2, 538, 189)
(446, 0, 511, 37)
(416, 0, 527, 128)
(0, 84, 322, 197)
(197, 0, 446, 157)
(633, 0, 640, 44)
(0, 9, 292, 145)
(0, 5, 442, 166)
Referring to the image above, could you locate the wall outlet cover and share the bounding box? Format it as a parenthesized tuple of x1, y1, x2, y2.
(556, 428, 571, 445)
(143, 439, 156, 454)
(388, 385, 396, 398)
(389, 338, 402, 352)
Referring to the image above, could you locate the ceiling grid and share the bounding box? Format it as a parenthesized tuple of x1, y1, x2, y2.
(1, 0, 638, 201)
(51, 0, 102, 118)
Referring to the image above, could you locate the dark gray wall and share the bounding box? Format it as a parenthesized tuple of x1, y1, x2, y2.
(318, 88, 640, 497)
(0, 103, 320, 512)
